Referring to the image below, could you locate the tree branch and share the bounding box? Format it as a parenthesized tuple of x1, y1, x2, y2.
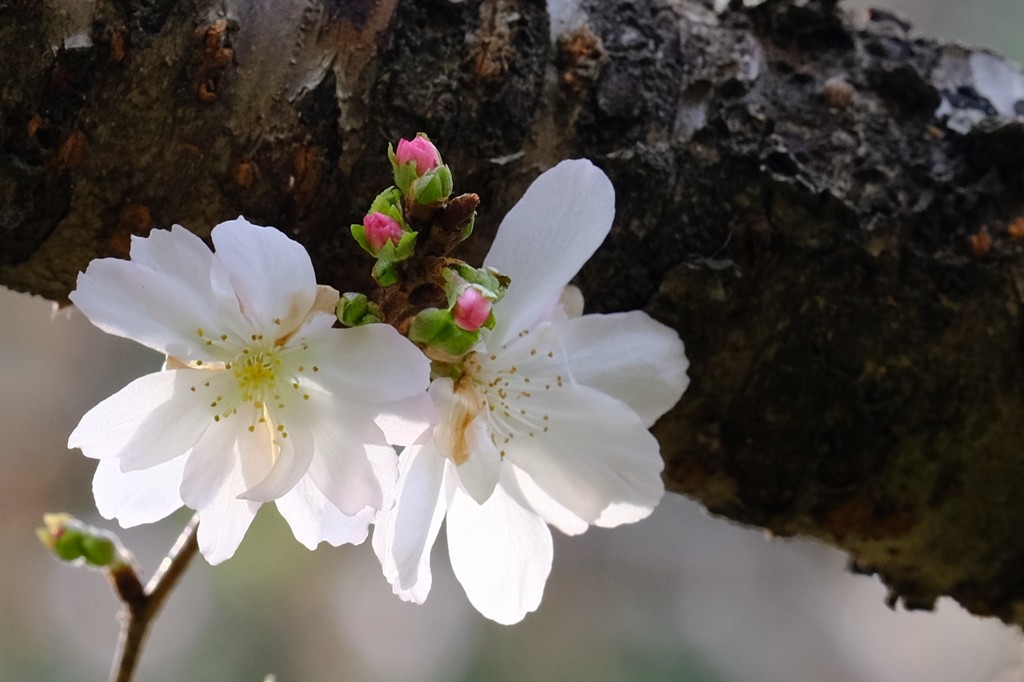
(5, 0, 1024, 625)
(109, 515, 200, 682)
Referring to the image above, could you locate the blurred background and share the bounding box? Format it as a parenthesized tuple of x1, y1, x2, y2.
(3, 1, 1024, 680)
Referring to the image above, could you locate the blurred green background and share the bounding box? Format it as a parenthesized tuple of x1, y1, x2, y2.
(3, 1, 1024, 679)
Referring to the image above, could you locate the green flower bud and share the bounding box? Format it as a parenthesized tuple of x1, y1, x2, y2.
(37, 513, 131, 570)
(411, 165, 453, 205)
(336, 292, 383, 326)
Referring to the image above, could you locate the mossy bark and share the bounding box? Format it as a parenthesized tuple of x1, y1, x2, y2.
(4, 0, 1024, 625)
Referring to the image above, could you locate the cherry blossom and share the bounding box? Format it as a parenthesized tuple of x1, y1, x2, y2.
(373, 160, 689, 623)
(69, 217, 430, 564)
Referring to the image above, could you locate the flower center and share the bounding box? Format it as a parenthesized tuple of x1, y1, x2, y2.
(465, 329, 565, 459)
(185, 329, 318, 443)
(235, 349, 282, 403)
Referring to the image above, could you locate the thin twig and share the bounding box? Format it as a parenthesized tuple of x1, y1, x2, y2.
(109, 514, 201, 682)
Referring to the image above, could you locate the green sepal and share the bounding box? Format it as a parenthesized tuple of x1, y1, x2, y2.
(350, 223, 372, 255)
(80, 535, 117, 567)
(352, 188, 410, 258)
(408, 308, 480, 358)
(482, 308, 496, 331)
(389, 143, 420, 195)
(408, 308, 450, 344)
(392, 229, 418, 261)
(411, 165, 453, 205)
(453, 264, 509, 303)
(440, 264, 508, 310)
(368, 187, 405, 219)
(460, 212, 476, 242)
(352, 222, 416, 269)
(372, 259, 399, 287)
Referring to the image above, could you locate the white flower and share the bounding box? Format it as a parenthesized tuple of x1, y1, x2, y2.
(372, 160, 689, 624)
(68, 217, 430, 564)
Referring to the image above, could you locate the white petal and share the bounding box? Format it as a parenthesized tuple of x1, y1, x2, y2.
(129, 224, 214, 282)
(180, 412, 254, 511)
(239, 399, 315, 502)
(69, 369, 215, 469)
(175, 422, 262, 562)
(308, 324, 431, 405)
(70, 250, 240, 361)
(196, 492, 260, 565)
(559, 284, 585, 319)
(511, 465, 589, 536)
(500, 383, 664, 525)
(310, 284, 342, 317)
(446, 468, 553, 624)
(565, 311, 689, 427)
(453, 416, 502, 504)
(373, 393, 436, 446)
(210, 217, 316, 332)
(594, 500, 658, 528)
(93, 457, 186, 527)
(428, 378, 500, 505)
(305, 396, 394, 515)
(275, 477, 374, 549)
(372, 443, 449, 604)
(484, 159, 615, 345)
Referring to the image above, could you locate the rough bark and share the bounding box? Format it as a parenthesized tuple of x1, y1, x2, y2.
(4, 0, 1024, 625)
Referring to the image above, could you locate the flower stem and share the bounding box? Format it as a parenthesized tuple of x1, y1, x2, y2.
(109, 514, 200, 682)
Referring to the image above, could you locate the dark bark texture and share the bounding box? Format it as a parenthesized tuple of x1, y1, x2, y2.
(5, 0, 1024, 625)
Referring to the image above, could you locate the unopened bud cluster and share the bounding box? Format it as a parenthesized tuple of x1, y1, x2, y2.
(341, 133, 509, 360)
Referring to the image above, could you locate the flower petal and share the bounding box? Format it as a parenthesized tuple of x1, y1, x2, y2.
(129, 224, 214, 282)
(275, 477, 374, 549)
(511, 465, 589, 536)
(196, 492, 260, 565)
(238, 399, 315, 502)
(93, 457, 186, 527)
(446, 468, 553, 624)
(372, 442, 449, 604)
(373, 393, 436, 447)
(303, 394, 395, 515)
(70, 240, 243, 361)
(453, 416, 502, 505)
(518, 460, 657, 529)
(428, 378, 501, 505)
(484, 159, 615, 345)
(210, 217, 317, 332)
(180, 417, 264, 563)
(180, 405, 265, 510)
(68, 369, 215, 469)
(565, 311, 689, 427)
(501, 383, 664, 525)
(308, 324, 431, 405)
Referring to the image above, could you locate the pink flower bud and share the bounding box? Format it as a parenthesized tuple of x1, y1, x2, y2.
(364, 212, 403, 251)
(452, 287, 492, 332)
(396, 135, 441, 175)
